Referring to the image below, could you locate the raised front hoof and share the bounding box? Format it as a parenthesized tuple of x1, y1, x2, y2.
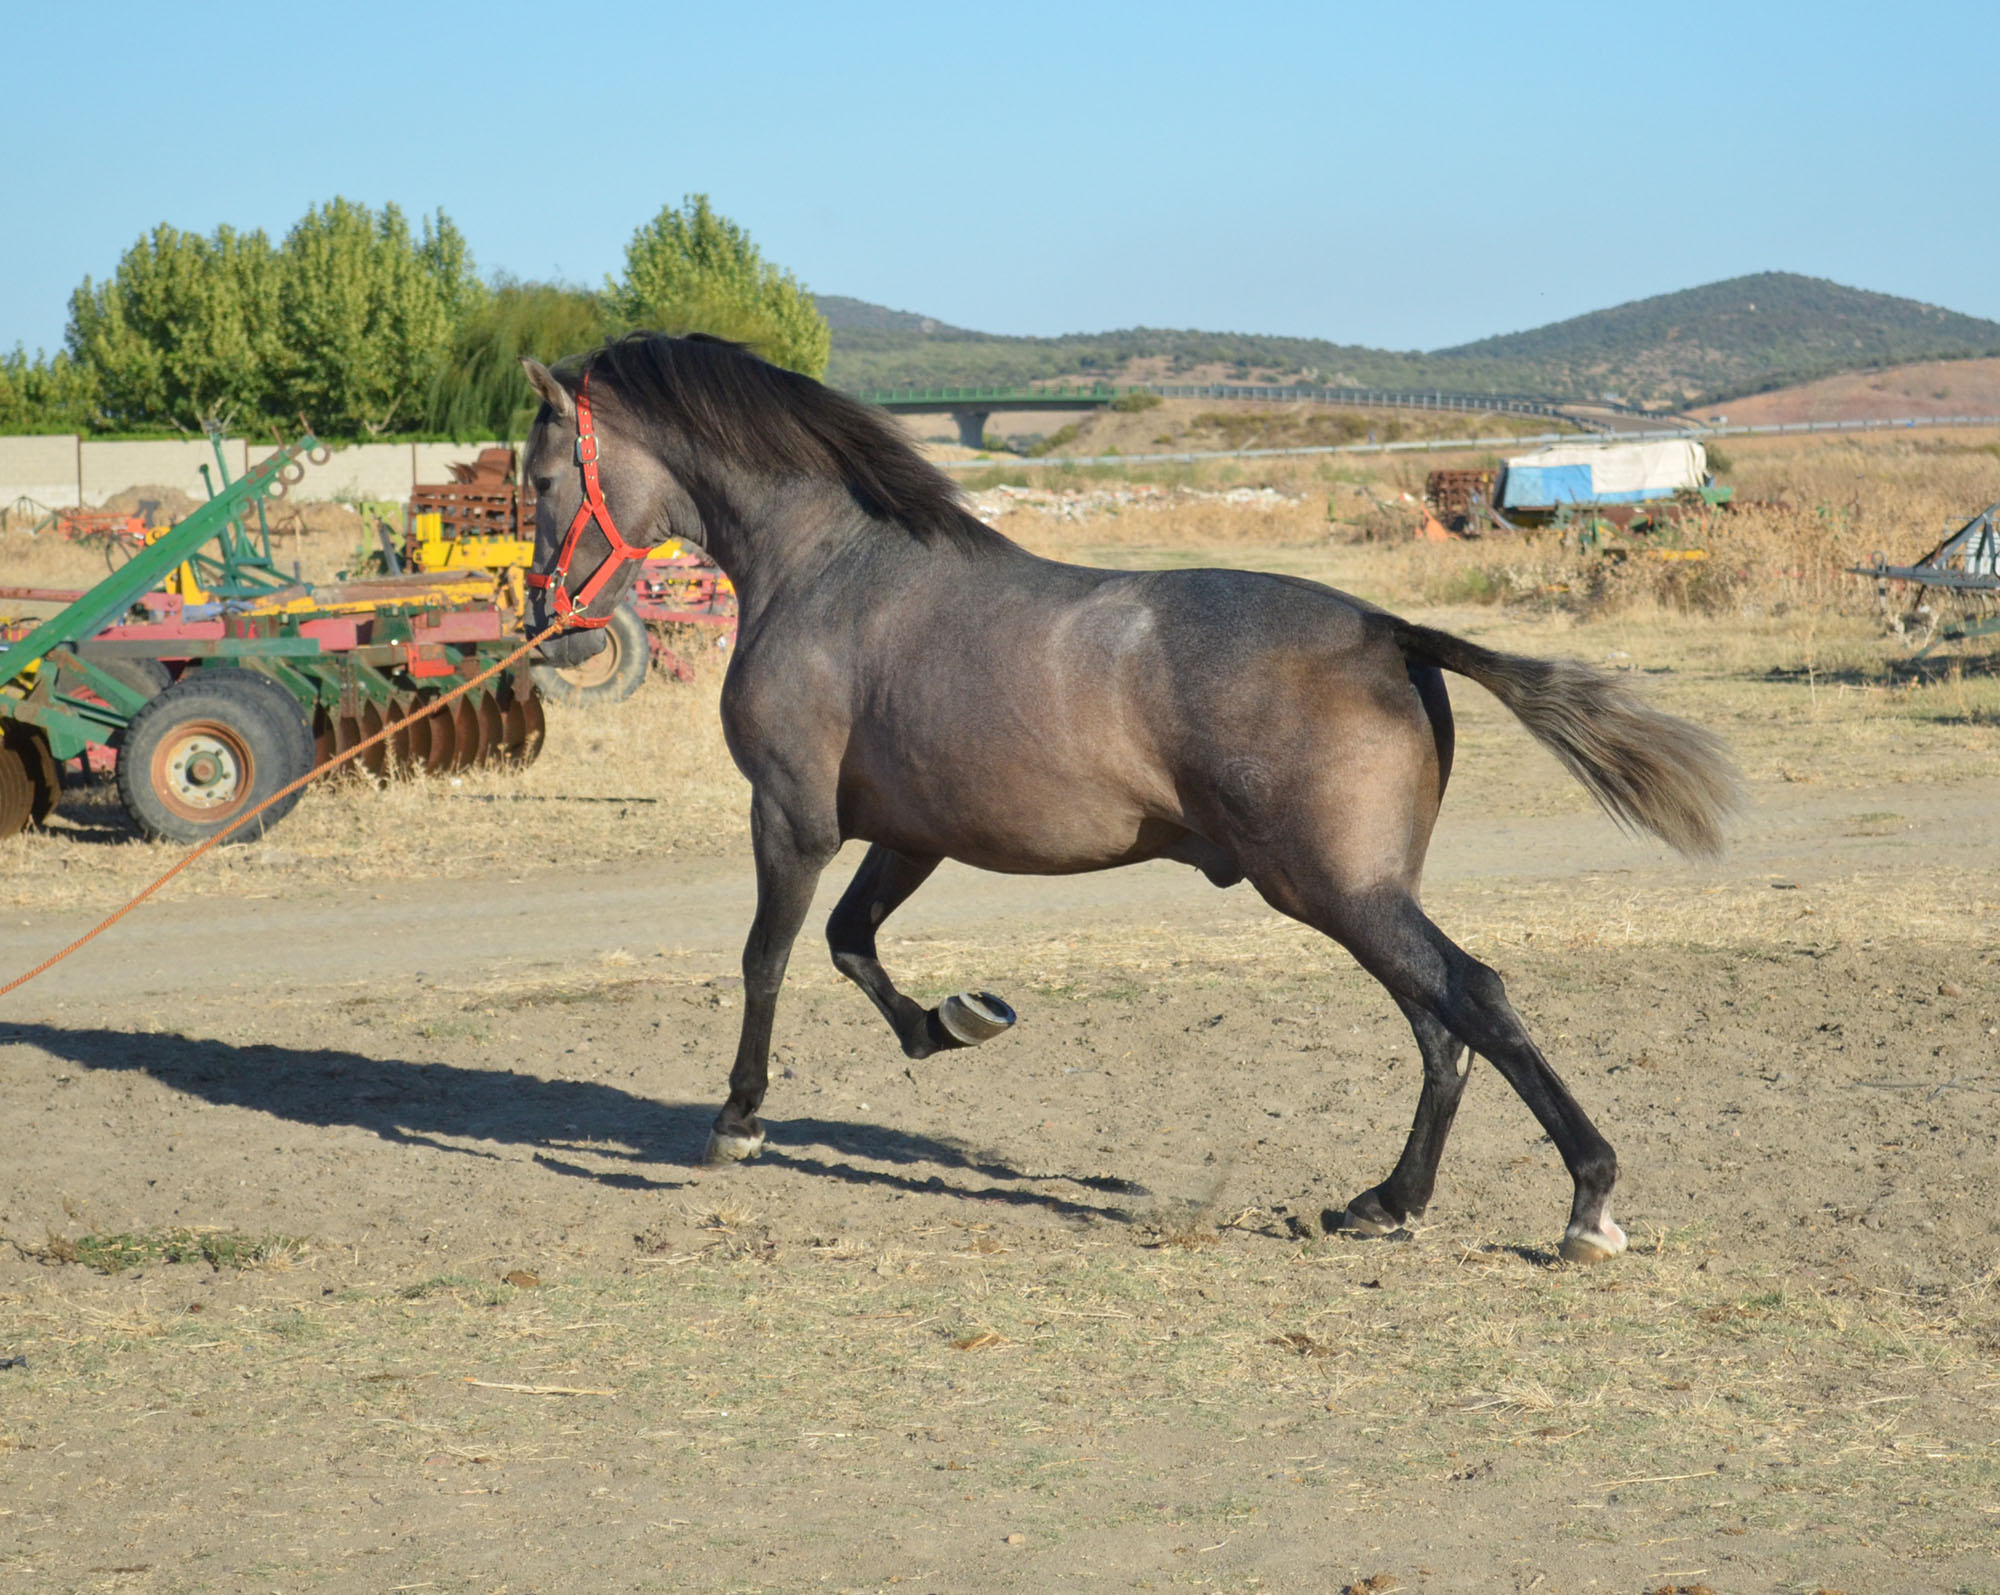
(936, 991, 1016, 1047)
(1558, 1218, 1628, 1264)
(703, 1126, 767, 1166)
(1324, 1191, 1411, 1238)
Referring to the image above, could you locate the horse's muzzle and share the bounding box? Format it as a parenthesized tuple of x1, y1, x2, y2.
(533, 626, 610, 668)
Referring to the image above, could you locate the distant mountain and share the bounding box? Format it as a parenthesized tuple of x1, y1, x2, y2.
(817, 273, 2000, 410)
(817, 303, 1462, 397)
(814, 295, 971, 336)
(1438, 273, 2000, 405)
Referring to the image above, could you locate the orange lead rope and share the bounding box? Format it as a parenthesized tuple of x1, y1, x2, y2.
(0, 621, 565, 1003)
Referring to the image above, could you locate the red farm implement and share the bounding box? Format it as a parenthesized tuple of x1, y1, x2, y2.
(388, 445, 737, 703)
(0, 431, 543, 843)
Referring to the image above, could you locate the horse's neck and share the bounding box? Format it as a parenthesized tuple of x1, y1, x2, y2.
(697, 476, 876, 622)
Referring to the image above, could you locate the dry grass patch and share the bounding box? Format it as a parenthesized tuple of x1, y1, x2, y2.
(6, 1216, 1995, 1578)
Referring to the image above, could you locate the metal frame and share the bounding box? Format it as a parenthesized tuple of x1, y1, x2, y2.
(0, 434, 324, 759)
(1850, 502, 2000, 652)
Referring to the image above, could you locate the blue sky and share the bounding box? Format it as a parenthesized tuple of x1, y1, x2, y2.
(8, 1, 1995, 357)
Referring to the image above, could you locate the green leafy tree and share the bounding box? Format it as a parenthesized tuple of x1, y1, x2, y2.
(276, 199, 482, 435)
(0, 347, 98, 434)
(66, 223, 281, 429)
(426, 279, 617, 440)
(612, 195, 830, 378)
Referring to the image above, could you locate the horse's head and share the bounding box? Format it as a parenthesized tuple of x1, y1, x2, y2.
(519, 356, 684, 666)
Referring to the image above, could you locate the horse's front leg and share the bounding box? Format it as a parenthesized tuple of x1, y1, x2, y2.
(827, 844, 1016, 1059)
(706, 794, 838, 1165)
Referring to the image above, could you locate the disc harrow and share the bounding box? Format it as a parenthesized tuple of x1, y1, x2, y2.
(314, 674, 543, 776)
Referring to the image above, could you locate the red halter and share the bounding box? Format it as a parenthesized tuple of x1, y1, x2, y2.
(526, 371, 652, 630)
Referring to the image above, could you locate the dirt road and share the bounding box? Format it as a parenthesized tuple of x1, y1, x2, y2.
(3, 771, 1989, 1011)
(2, 765, 1996, 1594)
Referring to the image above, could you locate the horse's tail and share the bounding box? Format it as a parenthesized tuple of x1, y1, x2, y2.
(1392, 619, 1743, 858)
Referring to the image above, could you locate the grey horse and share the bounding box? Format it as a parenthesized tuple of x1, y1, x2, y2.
(521, 334, 1740, 1263)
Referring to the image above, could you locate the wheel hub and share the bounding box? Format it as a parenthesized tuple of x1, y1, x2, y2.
(557, 638, 621, 690)
(159, 726, 249, 816)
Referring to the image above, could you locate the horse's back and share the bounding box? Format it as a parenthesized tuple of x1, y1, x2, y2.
(831, 556, 1441, 877)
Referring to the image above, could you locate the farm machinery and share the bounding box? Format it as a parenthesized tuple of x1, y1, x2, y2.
(0, 430, 543, 843)
(28, 504, 150, 551)
(384, 446, 737, 702)
(1420, 440, 1732, 540)
(1850, 501, 2000, 653)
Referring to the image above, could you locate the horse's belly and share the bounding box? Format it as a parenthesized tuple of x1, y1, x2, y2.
(839, 761, 1176, 875)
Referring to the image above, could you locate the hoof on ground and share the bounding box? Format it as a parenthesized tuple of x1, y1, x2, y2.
(938, 991, 1016, 1047)
(1327, 1196, 1402, 1238)
(703, 1128, 766, 1165)
(1558, 1218, 1627, 1264)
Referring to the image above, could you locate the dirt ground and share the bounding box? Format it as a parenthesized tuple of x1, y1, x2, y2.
(2, 498, 1998, 1592)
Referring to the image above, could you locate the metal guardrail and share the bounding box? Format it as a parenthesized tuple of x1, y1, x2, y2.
(861, 380, 1617, 422)
(1134, 383, 1595, 421)
(863, 383, 1125, 404)
(937, 413, 2000, 471)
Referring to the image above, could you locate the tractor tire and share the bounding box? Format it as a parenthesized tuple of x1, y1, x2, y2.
(531, 602, 651, 707)
(116, 675, 314, 844)
(93, 657, 173, 703)
(200, 669, 317, 779)
(0, 737, 36, 837)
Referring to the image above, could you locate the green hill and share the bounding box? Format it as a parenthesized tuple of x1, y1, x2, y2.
(818, 301, 1473, 397)
(1437, 272, 2000, 405)
(817, 273, 2000, 410)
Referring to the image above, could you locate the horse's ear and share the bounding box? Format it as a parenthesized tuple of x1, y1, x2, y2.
(520, 358, 576, 424)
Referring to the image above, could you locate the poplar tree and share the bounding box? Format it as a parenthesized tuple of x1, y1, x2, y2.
(67, 223, 280, 430)
(276, 199, 482, 435)
(613, 195, 830, 378)
(0, 347, 98, 435)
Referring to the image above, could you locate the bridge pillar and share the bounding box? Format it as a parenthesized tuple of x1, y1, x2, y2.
(954, 409, 992, 449)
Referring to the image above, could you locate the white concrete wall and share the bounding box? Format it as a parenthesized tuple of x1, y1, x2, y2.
(0, 435, 82, 510)
(1, 434, 508, 509)
(246, 442, 501, 505)
(80, 438, 218, 503)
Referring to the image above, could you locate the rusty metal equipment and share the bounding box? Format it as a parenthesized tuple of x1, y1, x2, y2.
(404, 446, 536, 578)
(1420, 469, 1507, 538)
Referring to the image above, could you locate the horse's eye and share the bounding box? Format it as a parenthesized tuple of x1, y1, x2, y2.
(533, 476, 553, 495)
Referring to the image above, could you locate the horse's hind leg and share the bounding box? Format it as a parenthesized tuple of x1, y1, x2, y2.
(1332, 997, 1471, 1237)
(827, 844, 1015, 1059)
(1285, 883, 1625, 1262)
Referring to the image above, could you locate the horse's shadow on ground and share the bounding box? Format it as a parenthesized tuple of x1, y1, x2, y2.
(1, 1022, 1139, 1224)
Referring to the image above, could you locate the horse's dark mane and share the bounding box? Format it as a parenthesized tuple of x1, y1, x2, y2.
(574, 332, 996, 550)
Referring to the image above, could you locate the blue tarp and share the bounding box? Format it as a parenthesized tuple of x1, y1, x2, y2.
(1500, 464, 1593, 507)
